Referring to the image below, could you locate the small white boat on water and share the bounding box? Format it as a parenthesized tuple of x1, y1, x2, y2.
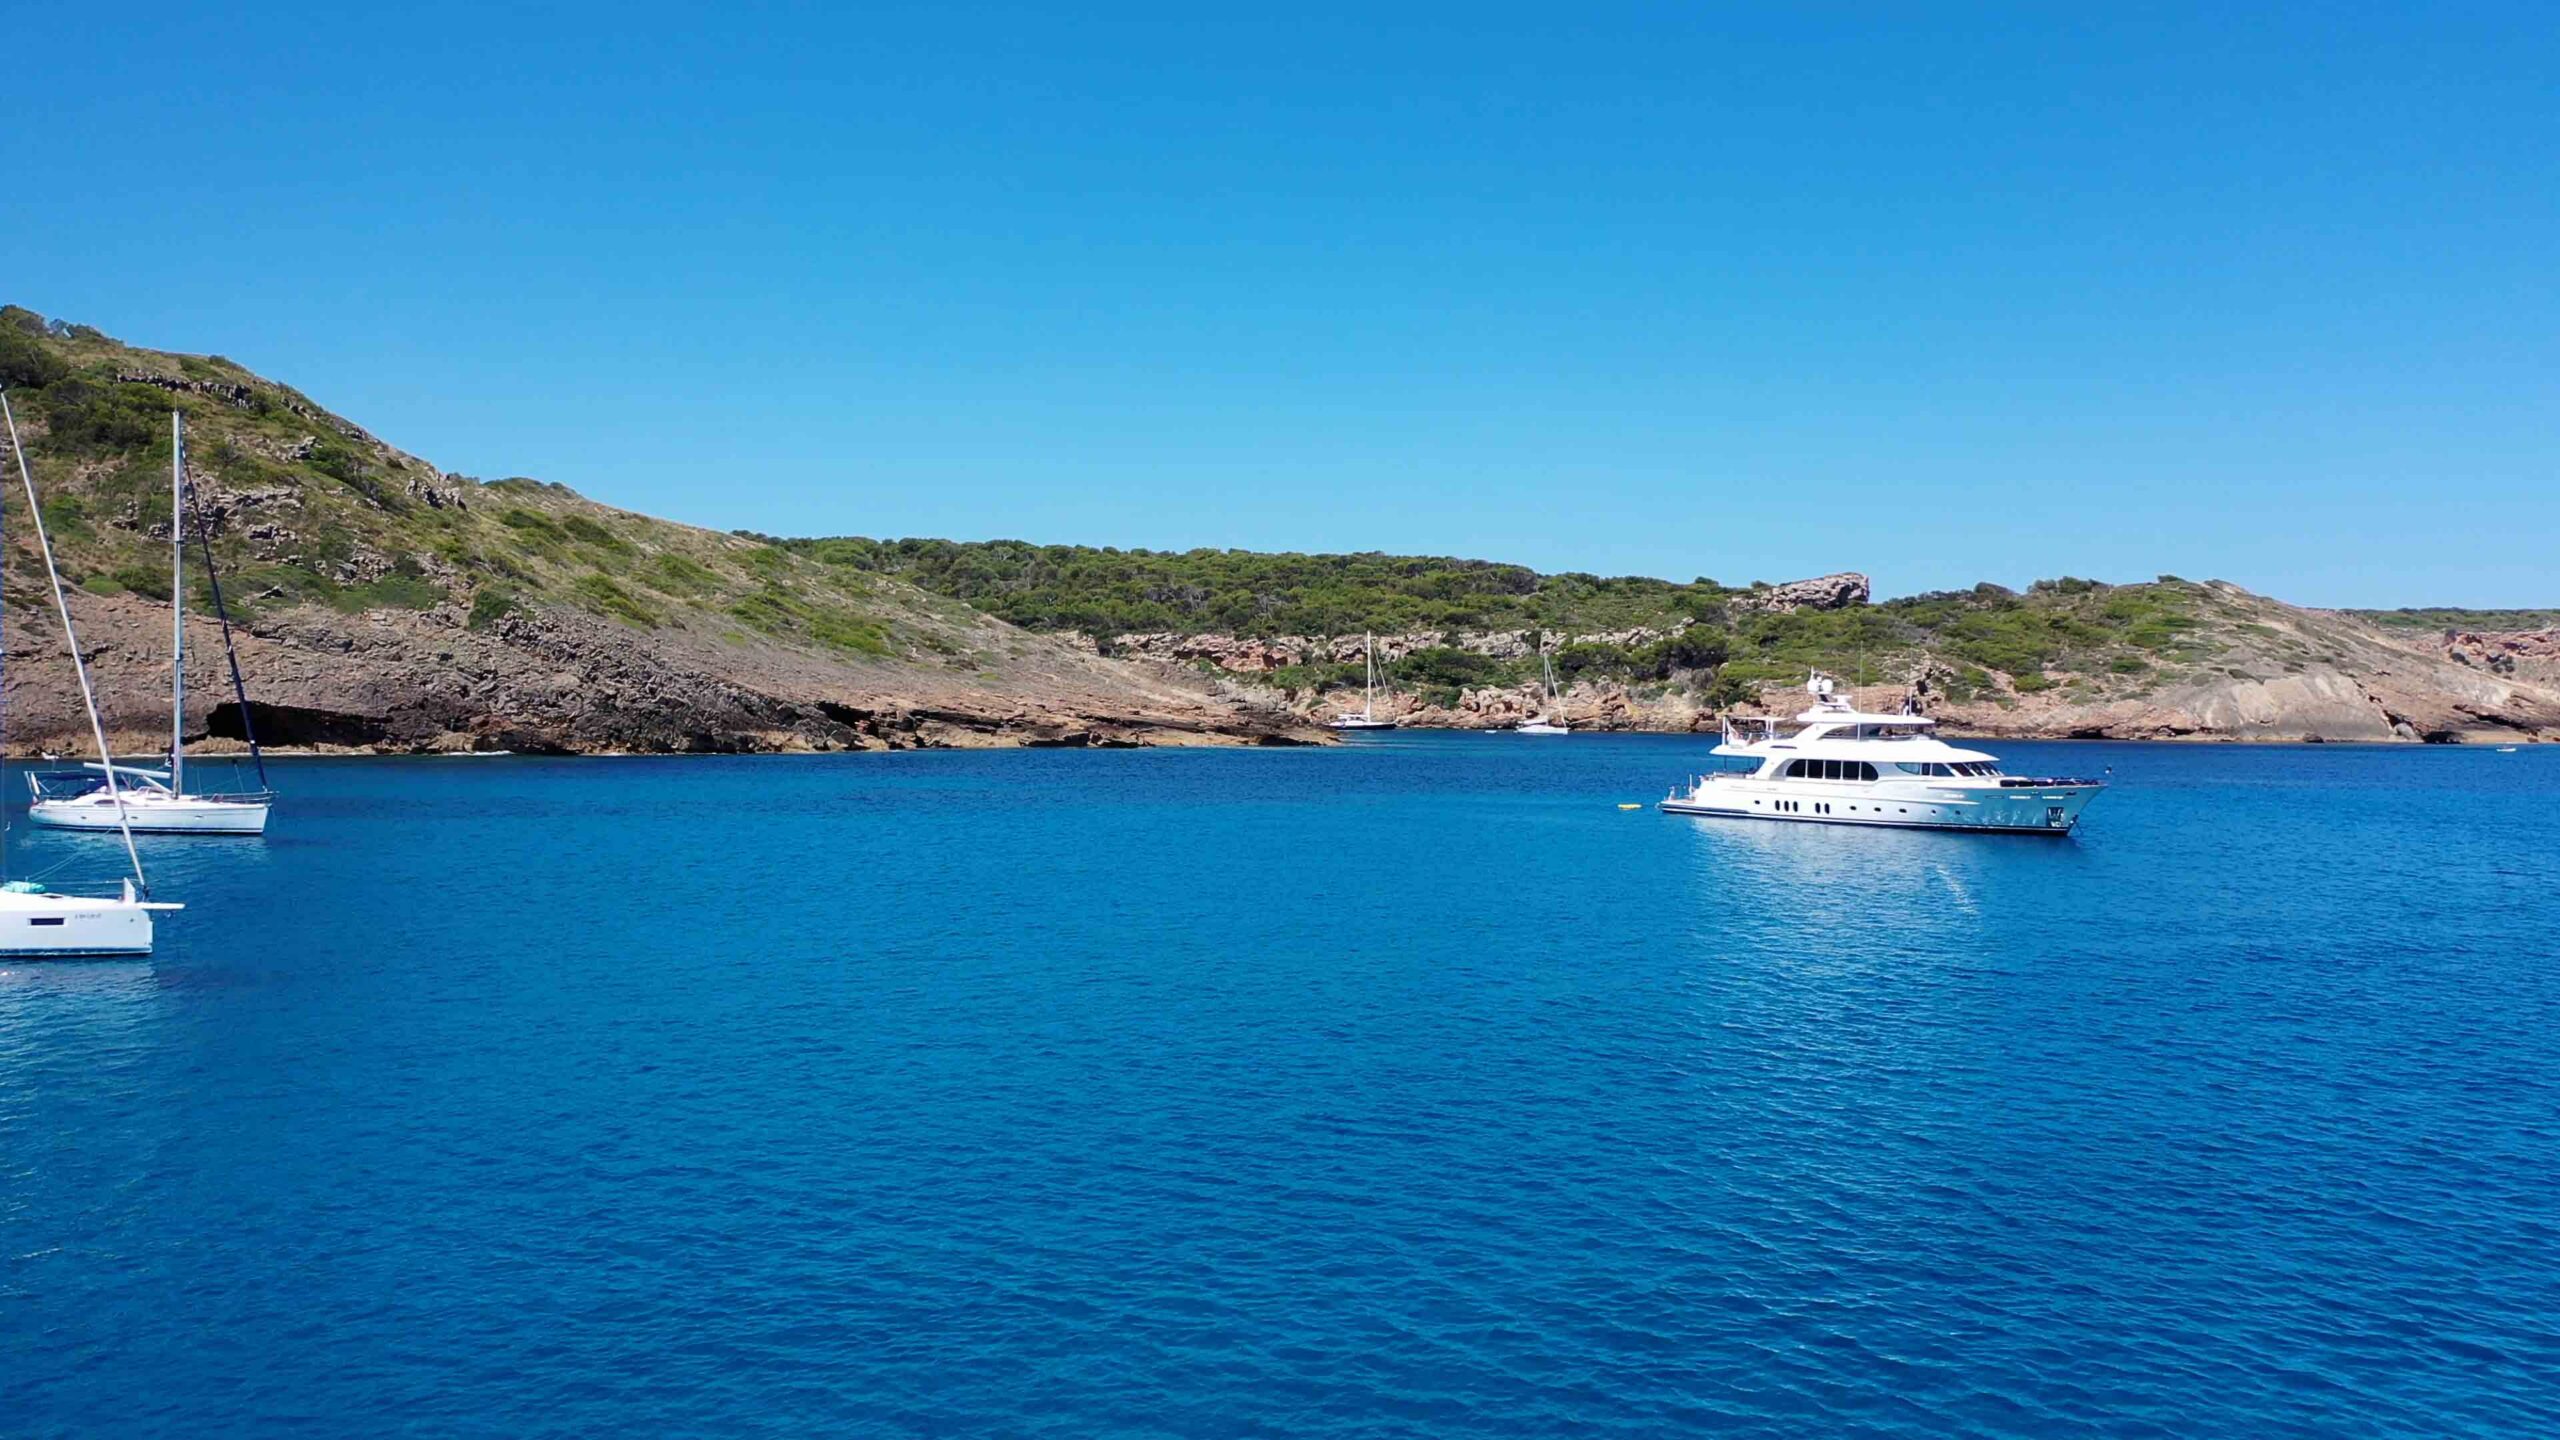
(0, 879, 166, 956)
(1660, 673, 2106, 834)
(29, 763, 271, 834)
(1330, 632, 1400, 731)
(0, 394, 181, 955)
(27, 412, 272, 836)
(1513, 642, 1570, 734)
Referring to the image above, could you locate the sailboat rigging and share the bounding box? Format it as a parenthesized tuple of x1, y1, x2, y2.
(0, 392, 179, 955)
(1513, 637, 1571, 734)
(26, 411, 274, 834)
(1328, 632, 1400, 731)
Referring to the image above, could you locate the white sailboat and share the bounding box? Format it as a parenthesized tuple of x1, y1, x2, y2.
(0, 394, 181, 955)
(27, 413, 273, 835)
(1513, 641, 1570, 734)
(1329, 632, 1400, 731)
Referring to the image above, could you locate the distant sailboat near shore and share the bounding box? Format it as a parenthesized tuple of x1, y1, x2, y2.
(0, 394, 181, 955)
(26, 412, 274, 835)
(1514, 640, 1570, 734)
(1330, 632, 1400, 731)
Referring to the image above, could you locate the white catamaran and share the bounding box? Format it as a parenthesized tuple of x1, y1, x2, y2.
(1659, 672, 2106, 834)
(0, 394, 182, 955)
(27, 412, 274, 835)
(1329, 632, 1400, 731)
(1513, 641, 1570, 734)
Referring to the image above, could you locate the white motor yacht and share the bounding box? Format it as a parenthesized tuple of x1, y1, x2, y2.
(1660, 673, 2105, 834)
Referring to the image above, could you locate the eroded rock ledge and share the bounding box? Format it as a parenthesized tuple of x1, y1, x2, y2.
(2, 592, 1326, 757)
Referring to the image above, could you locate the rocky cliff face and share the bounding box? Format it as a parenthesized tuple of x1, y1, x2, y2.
(1922, 610, 2560, 743)
(0, 310, 1325, 754)
(2444, 628, 2560, 683)
(1193, 584, 2560, 744)
(3, 587, 1322, 756)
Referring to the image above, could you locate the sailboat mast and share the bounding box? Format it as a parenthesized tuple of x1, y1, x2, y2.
(170, 412, 185, 796)
(2, 394, 149, 892)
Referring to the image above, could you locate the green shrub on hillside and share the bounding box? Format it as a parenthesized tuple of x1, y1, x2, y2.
(644, 552, 721, 596)
(38, 493, 93, 541)
(38, 378, 166, 451)
(781, 536, 1701, 638)
(1394, 646, 1503, 689)
(108, 563, 173, 600)
(560, 514, 628, 552)
(0, 325, 69, 388)
(333, 572, 444, 612)
(2348, 606, 2560, 632)
(468, 587, 522, 631)
(728, 586, 890, 656)
(572, 572, 659, 627)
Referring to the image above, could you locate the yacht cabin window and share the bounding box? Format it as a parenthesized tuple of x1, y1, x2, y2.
(1784, 759, 1879, 782)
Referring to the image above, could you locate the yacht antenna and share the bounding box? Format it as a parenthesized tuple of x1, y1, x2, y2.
(2, 393, 149, 893)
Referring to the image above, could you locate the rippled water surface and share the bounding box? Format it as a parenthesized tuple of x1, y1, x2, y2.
(4, 738, 2557, 1437)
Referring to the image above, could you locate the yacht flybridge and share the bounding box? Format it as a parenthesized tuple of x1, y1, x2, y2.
(0, 394, 180, 955)
(1329, 633, 1399, 731)
(28, 413, 273, 835)
(1660, 673, 2105, 834)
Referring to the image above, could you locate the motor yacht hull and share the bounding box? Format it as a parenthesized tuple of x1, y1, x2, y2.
(1661, 778, 2102, 834)
(0, 888, 160, 956)
(28, 795, 272, 835)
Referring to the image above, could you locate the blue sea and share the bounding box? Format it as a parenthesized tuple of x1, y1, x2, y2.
(3, 736, 2556, 1437)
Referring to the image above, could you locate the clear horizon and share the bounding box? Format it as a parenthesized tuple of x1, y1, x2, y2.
(7, 4, 2552, 608)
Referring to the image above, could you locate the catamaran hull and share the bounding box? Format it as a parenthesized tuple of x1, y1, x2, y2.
(1661, 782, 2102, 834)
(27, 799, 271, 835)
(0, 894, 158, 956)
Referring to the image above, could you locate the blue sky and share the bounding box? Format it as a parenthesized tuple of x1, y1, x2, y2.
(6, 3, 2553, 604)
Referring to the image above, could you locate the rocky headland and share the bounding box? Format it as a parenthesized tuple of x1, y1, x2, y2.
(0, 309, 1322, 755)
(7, 307, 2549, 752)
(1114, 581, 2560, 744)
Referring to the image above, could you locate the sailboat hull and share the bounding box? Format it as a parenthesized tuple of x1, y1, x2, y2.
(0, 888, 158, 956)
(28, 795, 272, 835)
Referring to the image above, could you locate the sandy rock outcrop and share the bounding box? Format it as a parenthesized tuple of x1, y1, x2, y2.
(2445, 629, 2560, 684)
(3, 590, 1327, 757)
(1261, 586, 2560, 744)
(1732, 572, 1871, 614)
